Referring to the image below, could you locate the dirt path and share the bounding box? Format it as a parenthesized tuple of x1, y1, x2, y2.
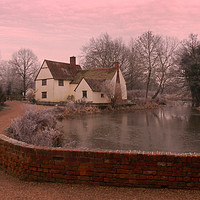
(0, 101, 200, 199)
(1, 170, 200, 200)
(0, 101, 49, 134)
(0, 101, 27, 134)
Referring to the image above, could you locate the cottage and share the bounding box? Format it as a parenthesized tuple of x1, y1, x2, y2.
(35, 57, 127, 104)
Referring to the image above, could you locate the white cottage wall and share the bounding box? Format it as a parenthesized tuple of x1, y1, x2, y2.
(35, 79, 54, 102)
(35, 61, 54, 102)
(52, 80, 71, 102)
(92, 92, 110, 103)
(74, 79, 93, 102)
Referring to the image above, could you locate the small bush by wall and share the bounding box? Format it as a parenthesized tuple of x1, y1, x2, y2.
(7, 106, 63, 147)
(0, 134, 200, 189)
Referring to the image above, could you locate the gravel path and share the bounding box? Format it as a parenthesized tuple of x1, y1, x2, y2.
(0, 101, 26, 134)
(1, 170, 200, 200)
(0, 101, 200, 200)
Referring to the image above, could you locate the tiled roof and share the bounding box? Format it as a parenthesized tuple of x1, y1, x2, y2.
(84, 78, 106, 92)
(45, 60, 81, 80)
(71, 68, 117, 84)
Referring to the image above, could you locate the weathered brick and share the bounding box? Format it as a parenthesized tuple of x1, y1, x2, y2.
(29, 167, 37, 171)
(78, 176, 91, 181)
(172, 172, 186, 177)
(169, 177, 175, 181)
(157, 162, 166, 167)
(158, 171, 172, 176)
(53, 173, 65, 179)
(160, 176, 169, 181)
(53, 165, 65, 170)
(117, 169, 130, 174)
(143, 171, 157, 175)
(79, 171, 93, 176)
(176, 177, 183, 182)
(184, 177, 191, 182)
(92, 176, 104, 182)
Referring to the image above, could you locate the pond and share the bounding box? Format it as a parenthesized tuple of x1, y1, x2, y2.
(59, 101, 200, 153)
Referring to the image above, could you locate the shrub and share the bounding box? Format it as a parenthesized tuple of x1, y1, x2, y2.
(63, 104, 101, 118)
(26, 88, 35, 103)
(127, 90, 166, 105)
(7, 106, 63, 147)
(67, 95, 75, 102)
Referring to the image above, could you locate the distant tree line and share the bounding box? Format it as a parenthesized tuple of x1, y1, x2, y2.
(80, 32, 200, 107)
(1, 32, 200, 107)
(0, 48, 39, 101)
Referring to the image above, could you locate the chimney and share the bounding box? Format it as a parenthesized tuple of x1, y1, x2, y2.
(70, 56, 76, 66)
(114, 62, 119, 69)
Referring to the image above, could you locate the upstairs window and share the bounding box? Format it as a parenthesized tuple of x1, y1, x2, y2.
(42, 79, 47, 86)
(42, 92, 47, 99)
(58, 80, 64, 86)
(101, 93, 104, 98)
(82, 91, 87, 98)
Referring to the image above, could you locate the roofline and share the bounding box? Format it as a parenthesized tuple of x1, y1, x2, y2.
(34, 60, 46, 81)
(80, 67, 117, 72)
(44, 59, 81, 67)
(74, 77, 89, 92)
(44, 59, 69, 65)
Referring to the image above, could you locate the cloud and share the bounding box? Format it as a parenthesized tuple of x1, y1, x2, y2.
(0, 0, 200, 61)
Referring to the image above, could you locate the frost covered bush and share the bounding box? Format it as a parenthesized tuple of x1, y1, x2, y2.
(63, 104, 101, 118)
(26, 88, 35, 103)
(7, 106, 63, 147)
(127, 90, 166, 105)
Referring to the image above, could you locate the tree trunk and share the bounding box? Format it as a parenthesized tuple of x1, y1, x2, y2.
(145, 69, 151, 101)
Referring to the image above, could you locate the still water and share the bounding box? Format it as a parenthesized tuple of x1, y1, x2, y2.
(59, 102, 200, 153)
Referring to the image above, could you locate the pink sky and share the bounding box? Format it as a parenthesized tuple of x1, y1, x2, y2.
(0, 0, 200, 63)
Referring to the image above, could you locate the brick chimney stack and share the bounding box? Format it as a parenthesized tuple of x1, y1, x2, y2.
(70, 56, 76, 66)
(114, 62, 119, 69)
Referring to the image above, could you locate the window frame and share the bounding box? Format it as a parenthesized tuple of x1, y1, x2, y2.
(101, 93, 104, 98)
(58, 79, 64, 86)
(42, 92, 47, 99)
(42, 79, 47, 86)
(82, 90, 87, 98)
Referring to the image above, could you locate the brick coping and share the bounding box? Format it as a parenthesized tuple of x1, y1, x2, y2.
(0, 134, 200, 157)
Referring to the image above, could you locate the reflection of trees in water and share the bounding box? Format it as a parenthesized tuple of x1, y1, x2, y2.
(187, 110, 200, 130)
(87, 114, 125, 150)
(183, 110, 200, 152)
(61, 106, 200, 153)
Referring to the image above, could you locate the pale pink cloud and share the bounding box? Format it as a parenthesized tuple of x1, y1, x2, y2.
(0, 0, 200, 62)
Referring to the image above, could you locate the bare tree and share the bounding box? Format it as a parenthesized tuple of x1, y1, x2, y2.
(125, 39, 146, 90)
(178, 34, 200, 106)
(152, 37, 179, 99)
(0, 60, 21, 95)
(80, 33, 129, 70)
(9, 48, 39, 97)
(134, 31, 161, 101)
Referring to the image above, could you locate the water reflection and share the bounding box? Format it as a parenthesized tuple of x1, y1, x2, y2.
(59, 102, 200, 153)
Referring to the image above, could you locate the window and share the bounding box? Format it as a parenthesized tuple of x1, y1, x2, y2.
(42, 92, 47, 99)
(101, 93, 104, 98)
(58, 80, 64, 86)
(42, 79, 47, 86)
(82, 91, 87, 98)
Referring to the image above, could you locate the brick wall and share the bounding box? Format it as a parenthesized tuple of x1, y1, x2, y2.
(0, 134, 200, 189)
